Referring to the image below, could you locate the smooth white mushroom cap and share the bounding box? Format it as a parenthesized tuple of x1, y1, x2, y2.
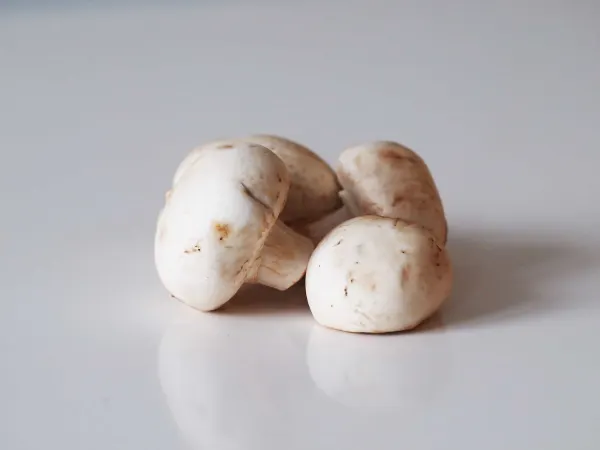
(337, 141, 447, 244)
(305, 216, 452, 333)
(171, 139, 235, 187)
(155, 142, 292, 311)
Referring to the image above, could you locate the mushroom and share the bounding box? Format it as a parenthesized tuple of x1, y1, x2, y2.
(170, 135, 341, 225)
(155, 142, 314, 311)
(305, 216, 452, 333)
(243, 134, 341, 223)
(336, 140, 448, 244)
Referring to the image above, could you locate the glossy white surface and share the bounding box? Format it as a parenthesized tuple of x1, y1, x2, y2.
(1, 1, 600, 449)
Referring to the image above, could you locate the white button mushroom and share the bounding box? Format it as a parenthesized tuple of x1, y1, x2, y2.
(155, 142, 314, 311)
(243, 134, 341, 224)
(336, 140, 448, 244)
(305, 216, 452, 333)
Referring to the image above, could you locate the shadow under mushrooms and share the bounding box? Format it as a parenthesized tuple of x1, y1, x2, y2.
(442, 227, 600, 328)
(218, 282, 311, 316)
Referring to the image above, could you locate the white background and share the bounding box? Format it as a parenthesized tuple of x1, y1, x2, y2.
(1, 1, 600, 449)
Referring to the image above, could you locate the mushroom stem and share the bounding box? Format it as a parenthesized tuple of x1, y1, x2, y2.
(338, 190, 361, 216)
(292, 205, 354, 244)
(247, 221, 314, 290)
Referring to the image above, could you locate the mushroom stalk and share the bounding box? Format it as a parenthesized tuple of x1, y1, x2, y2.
(247, 221, 313, 290)
(293, 205, 354, 244)
(338, 190, 361, 216)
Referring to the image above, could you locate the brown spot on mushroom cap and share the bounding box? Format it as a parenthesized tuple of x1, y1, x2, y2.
(392, 195, 404, 206)
(214, 223, 231, 241)
(402, 265, 411, 283)
(378, 148, 421, 164)
(184, 243, 202, 254)
(216, 144, 234, 149)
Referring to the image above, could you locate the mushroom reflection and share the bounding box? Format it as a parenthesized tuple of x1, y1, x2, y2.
(158, 287, 313, 450)
(306, 315, 451, 415)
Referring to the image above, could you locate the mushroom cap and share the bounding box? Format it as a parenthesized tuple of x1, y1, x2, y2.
(336, 141, 447, 244)
(155, 142, 290, 311)
(305, 216, 452, 333)
(243, 135, 341, 223)
(172, 139, 236, 187)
